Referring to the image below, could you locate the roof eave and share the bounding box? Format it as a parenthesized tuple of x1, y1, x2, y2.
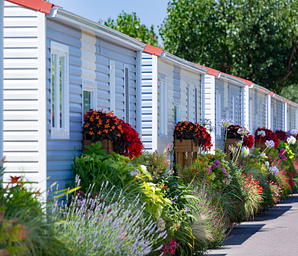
(161, 52, 208, 75)
(217, 73, 247, 87)
(47, 8, 146, 52)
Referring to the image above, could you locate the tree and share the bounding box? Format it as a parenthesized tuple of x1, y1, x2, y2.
(159, 0, 298, 94)
(103, 11, 158, 47)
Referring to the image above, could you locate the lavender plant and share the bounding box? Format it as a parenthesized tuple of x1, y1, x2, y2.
(53, 178, 167, 256)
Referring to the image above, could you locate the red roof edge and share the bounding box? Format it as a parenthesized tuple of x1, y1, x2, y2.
(258, 88, 268, 94)
(7, 0, 53, 14)
(144, 45, 163, 57)
(269, 91, 275, 96)
(195, 64, 219, 76)
(287, 100, 290, 103)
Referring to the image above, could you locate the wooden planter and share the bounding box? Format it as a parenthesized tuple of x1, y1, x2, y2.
(225, 138, 238, 161)
(254, 141, 266, 150)
(0, 249, 10, 256)
(83, 134, 114, 154)
(174, 138, 198, 173)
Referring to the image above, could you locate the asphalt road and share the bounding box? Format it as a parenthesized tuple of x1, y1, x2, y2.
(206, 191, 298, 256)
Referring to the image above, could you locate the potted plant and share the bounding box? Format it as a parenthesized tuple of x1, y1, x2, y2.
(174, 121, 212, 168)
(83, 109, 143, 158)
(254, 127, 279, 149)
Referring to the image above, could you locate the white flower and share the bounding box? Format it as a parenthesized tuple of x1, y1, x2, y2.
(265, 161, 269, 167)
(130, 169, 141, 177)
(236, 141, 243, 147)
(219, 118, 234, 128)
(290, 129, 298, 136)
(260, 152, 266, 157)
(156, 217, 166, 231)
(228, 145, 237, 153)
(257, 130, 266, 137)
(265, 140, 275, 149)
(140, 165, 147, 172)
(244, 147, 249, 156)
(237, 127, 250, 136)
(287, 136, 296, 145)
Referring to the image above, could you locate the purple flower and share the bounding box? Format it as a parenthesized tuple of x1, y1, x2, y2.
(214, 160, 221, 166)
(278, 149, 287, 161)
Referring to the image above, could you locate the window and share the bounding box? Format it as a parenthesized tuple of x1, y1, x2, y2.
(51, 41, 69, 139)
(216, 93, 221, 137)
(187, 87, 190, 121)
(174, 104, 181, 124)
(160, 80, 168, 136)
(249, 98, 253, 132)
(194, 88, 198, 123)
(124, 65, 130, 122)
(82, 80, 97, 120)
(110, 60, 116, 113)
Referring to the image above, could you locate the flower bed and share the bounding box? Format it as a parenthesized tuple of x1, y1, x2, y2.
(3, 118, 298, 256)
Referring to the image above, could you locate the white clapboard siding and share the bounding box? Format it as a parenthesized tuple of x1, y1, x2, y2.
(141, 53, 154, 152)
(214, 78, 242, 149)
(249, 89, 267, 134)
(46, 18, 138, 189)
(3, 2, 41, 186)
(157, 59, 201, 154)
(271, 97, 284, 131)
(141, 54, 202, 154)
(288, 104, 297, 130)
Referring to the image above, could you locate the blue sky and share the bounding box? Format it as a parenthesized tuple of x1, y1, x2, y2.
(52, 0, 169, 44)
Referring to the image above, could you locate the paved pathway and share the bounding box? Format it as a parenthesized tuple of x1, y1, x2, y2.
(206, 191, 298, 256)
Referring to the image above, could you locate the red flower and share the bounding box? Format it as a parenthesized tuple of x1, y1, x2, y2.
(174, 121, 212, 151)
(255, 127, 279, 148)
(290, 181, 295, 186)
(83, 109, 143, 158)
(275, 130, 287, 141)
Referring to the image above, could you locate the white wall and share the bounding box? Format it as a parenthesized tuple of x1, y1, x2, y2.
(0, 0, 3, 163)
(2, 2, 44, 190)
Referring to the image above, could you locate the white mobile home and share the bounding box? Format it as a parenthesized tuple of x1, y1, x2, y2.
(141, 45, 207, 153)
(248, 84, 270, 134)
(287, 101, 298, 131)
(203, 68, 250, 150)
(2, 0, 146, 191)
(271, 94, 287, 131)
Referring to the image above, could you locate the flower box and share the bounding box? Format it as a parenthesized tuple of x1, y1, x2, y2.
(83, 134, 114, 154)
(174, 138, 198, 153)
(174, 138, 198, 170)
(254, 141, 266, 150)
(0, 249, 10, 256)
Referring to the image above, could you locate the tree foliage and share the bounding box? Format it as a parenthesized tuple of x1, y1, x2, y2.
(104, 11, 158, 47)
(160, 0, 298, 94)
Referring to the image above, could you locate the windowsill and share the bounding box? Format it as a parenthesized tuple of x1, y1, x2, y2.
(158, 134, 171, 141)
(51, 129, 70, 140)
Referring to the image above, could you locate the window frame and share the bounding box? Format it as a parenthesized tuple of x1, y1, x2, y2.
(50, 41, 69, 140)
(174, 103, 181, 125)
(159, 79, 168, 136)
(124, 64, 130, 122)
(82, 79, 97, 123)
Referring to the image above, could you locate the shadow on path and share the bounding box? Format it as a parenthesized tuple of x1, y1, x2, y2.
(222, 193, 298, 247)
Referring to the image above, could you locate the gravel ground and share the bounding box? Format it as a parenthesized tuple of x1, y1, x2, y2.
(206, 191, 298, 256)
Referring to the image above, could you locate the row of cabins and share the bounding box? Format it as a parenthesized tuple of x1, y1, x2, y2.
(0, 0, 298, 193)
